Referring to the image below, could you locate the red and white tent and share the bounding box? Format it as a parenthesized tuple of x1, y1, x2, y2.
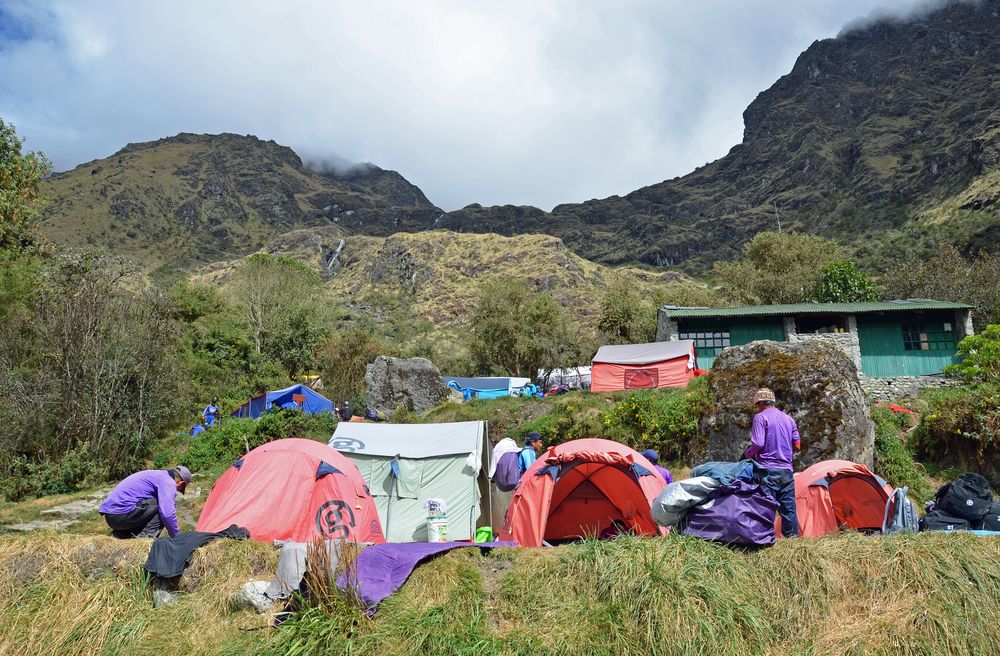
(590, 340, 697, 392)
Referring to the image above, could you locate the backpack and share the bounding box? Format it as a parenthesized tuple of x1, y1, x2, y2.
(882, 486, 920, 534)
(491, 451, 521, 492)
(979, 502, 1000, 531)
(919, 509, 971, 532)
(935, 473, 993, 522)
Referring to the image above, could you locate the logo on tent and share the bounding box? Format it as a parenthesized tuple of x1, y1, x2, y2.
(315, 499, 356, 539)
(330, 438, 366, 453)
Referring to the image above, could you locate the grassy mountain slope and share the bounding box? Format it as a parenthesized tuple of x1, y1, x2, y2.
(194, 228, 695, 331)
(438, 0, 1000, 271)
(40, 133, 441, 278)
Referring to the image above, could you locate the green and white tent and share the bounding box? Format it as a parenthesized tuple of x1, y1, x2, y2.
(328, 421, 491, 542)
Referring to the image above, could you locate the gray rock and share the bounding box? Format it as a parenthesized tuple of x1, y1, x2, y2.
(692, 340, 875, 468)
(231, 580, 274, 613)
(152, 589, 178, 607)
(365, 356, 451, 416)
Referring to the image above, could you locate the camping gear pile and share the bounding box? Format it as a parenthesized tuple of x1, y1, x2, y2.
(922, 473, 1000, 532)
(652, 460, 779, 546)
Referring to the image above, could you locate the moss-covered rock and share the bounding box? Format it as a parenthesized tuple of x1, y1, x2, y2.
(692, 340, 875, 468)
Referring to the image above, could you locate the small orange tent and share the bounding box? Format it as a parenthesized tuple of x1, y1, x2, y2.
(197, 438, 385, 543)
(498, 438, 669, 546)
(590, 340, 697, 392)
(784, 460, 893, 537)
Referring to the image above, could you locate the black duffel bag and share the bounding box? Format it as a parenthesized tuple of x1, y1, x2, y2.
(935, 473, 993, 523)
(920, 509, 971, 532)
(980, 502, 1000, 531)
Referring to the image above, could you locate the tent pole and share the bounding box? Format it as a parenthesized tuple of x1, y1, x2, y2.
(486, 422, 492, 531)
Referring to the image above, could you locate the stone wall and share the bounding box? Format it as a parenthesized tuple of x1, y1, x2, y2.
(655, 311, 679, 342)
(788, 331, 862, 371)
(862, 375, 955, 402)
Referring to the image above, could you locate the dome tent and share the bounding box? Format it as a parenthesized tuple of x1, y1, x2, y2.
(499, 438, 669, 547)
(787, 459, 893, 537)
(197, 438, 384, 543)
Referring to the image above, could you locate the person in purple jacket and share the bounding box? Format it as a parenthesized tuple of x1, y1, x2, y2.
(641, 449, 673, 484)
(98, 466, 192, 539)
(743, 388, 801, 537)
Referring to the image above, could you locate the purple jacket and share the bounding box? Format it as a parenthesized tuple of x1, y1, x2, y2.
(746, 406, 800, 470)
(99, 470, 180, 537)
(654, 465, 673, 485)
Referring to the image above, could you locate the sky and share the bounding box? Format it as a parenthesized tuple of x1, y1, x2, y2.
(0, 0, 939, 211)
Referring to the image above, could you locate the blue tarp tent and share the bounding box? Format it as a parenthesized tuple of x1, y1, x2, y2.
(442, 376, 512, 400)
(231, 384, 335, 419)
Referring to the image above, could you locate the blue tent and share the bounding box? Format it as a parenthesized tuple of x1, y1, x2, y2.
(442, 376, 512, 400)
(231, 384, 335, 419)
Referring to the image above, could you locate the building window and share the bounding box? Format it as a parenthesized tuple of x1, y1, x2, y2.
(679, 330, 731, 361)
(902, 324, 954, 351)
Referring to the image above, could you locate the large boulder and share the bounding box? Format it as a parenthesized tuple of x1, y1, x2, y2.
(365, 356, 451, 416)
(691, 340, 875, 468)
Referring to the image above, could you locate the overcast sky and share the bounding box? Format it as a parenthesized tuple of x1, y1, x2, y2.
(0, 0, 937, 211)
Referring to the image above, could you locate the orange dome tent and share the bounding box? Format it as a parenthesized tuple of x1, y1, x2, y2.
(785, 459, 893, 537)
(196, 438, 384, 544)
(498, 438, 669, 547)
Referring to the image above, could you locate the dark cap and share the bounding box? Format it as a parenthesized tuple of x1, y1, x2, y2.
(641, 449, 659, 463)
(525, 431, 542, 445)
(171, 465, 193, 492)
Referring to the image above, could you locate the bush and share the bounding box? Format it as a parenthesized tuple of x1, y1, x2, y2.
(911, 385, 1000, 488)
(871, 407, 931, 502)
(0, 449, 110, 501)
(599, 377, 712, 462)
(181, 409, 338, 473)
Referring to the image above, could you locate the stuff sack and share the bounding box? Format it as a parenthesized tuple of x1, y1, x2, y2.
(882, 486, 920, 534)
(491, 451, 521, 492)
(919, 509, 971, 532)
(979, 502, 1000, 531)
(935, 473, 993, 522)
(651, 476, 721, 528)
(679, 480, 779, 546)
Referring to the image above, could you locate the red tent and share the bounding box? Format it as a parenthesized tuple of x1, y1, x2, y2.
(782, 459, 893, 538)
(196, 438, 385, 543)
(498, 438, 669, 547)
(590, 340, 697, 392)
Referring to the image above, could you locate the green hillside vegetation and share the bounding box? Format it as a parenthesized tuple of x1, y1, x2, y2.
(40, 133, 440, 279)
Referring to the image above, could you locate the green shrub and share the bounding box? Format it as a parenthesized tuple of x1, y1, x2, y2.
(599, 377, 712, 462)
(871, 407, 931, 502)
(911, 384, 1000, 488)
(0, 449, 110, 501)
(181, 409, 338, 473)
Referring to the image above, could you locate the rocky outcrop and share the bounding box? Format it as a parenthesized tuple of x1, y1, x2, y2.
(365, 356, 451, 416)
(692, 340, 875, 468)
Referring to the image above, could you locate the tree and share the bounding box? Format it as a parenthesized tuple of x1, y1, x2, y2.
(812, 260, 878, 303)
(598, 276, 656, 344)
(0, 118, 50, 251)
(880, 245, 1000, 330)
(468, 278, 581, 377)
(227, 253, 327, 360)
(714, 232, 846, 304)
(316, 326, 394, 407)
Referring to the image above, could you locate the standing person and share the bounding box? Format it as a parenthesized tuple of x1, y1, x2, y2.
(518, 432, 544, 476)
(338, 400, 353, 422)
(201, 397, 221, 427)
(743, 388, 801, 538)
(98, 466, 192, 539)
(641, 449, 673, 484)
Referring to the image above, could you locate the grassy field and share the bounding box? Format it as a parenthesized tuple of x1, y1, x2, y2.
(0, 530, 997, 656)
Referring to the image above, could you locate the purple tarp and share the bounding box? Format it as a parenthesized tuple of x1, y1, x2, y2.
(680, 480, 779, 546)
(338, 541, 517, 613)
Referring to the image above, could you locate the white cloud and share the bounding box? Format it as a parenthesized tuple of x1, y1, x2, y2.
(0, 0, 933, 210)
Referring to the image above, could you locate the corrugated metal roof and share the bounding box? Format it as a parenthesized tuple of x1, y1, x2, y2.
(661, 299, 970, 319)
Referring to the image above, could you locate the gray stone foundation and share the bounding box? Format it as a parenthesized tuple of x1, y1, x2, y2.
(861, 375, 955, 402)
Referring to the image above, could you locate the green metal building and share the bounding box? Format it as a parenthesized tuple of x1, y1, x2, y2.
(655, 299, 973, 377)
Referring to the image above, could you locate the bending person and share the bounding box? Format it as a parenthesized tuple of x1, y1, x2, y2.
(98, 466, 192, 539)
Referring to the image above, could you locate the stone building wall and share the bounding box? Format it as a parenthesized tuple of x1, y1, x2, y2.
(787, 331, 862, 371)
(861, 375, 955, 402)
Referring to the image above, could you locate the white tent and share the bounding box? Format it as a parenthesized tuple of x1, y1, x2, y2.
(329, 421, 491, 542)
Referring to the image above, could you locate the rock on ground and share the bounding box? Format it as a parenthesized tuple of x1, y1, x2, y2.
(365, 356, 451, 416)
(231, 580, 274, 613)
(692, 340, 875, 468)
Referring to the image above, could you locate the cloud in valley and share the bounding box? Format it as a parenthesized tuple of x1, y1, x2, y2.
(0, 0, 938, 210)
